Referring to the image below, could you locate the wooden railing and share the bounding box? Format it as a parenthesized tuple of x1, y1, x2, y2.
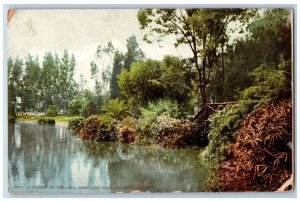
(192, 102, 238, 123)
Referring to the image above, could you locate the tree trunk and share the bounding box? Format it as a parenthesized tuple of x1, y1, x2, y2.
(199, 84, 207, 106)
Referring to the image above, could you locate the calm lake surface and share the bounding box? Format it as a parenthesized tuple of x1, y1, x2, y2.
(8, 122, 209, 194)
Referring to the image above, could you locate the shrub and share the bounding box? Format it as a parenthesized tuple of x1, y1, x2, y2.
(240, 63, 291, 101)
(140, 99, 181, 119)
(202, 100, 258, 191)
(117, 116, 137, 143)
(81, 100, 99, 118)
(99, 114, 119, 141)
(154, 114, 208, 148)
(203, 101, 258, 166)
(79, 115, 101, 140)
(46, 105, 59, 117)
(68, 117, 84, 133)
(218, 99, 292, 191)
(136, 118, 158, 145)
(101, 98, 131, 120)
(37, 118, 55, 125)
(136, 99, 183, 145)
(68, 99, 82, 116)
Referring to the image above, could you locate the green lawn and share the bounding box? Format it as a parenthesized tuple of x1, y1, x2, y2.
(16, 115, 83, 123)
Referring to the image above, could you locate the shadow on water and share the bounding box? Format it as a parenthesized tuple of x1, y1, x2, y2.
(8, 122, 209, 193)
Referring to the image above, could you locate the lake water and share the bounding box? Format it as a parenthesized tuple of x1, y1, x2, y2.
(8, 122, 209, 194)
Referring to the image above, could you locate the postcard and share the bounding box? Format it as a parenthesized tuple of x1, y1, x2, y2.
(6, 8, 293, 194)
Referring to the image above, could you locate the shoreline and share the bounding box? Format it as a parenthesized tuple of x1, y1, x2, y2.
(14, 120, 68, 126)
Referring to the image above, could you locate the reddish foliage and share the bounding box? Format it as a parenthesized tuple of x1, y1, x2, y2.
(118, 128, 136, 143)
(219, 99, 292, 191)
(117, 117, 137, 143)
(79, 115, 101, 140)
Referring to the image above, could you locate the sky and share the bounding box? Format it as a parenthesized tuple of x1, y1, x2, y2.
(7, 9, 193, 88)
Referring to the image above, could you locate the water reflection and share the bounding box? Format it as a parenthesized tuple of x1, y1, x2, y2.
(8, 122, 208, 194)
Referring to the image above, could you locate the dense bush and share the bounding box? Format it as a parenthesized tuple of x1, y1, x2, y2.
(37, 118, 55, 125)
(81, 100, 99, 118)
(154, 115, 208, 148)
(76, 115, 120, 141)
(136, 99, 181, 145)
(202, 100, 259, 191)
(218, 99, 292, 191)
(68, 117, 84, 133)
(79, 115, 101, 140)
(240, 62, 291, 101)
(117, 116, 137, 143)
(68, 99, 82, 116)
(140, 99, 182, 119)
(45, 105, 59, 117)
(98, 114, 119, 141)
(203, 101, 258, 167)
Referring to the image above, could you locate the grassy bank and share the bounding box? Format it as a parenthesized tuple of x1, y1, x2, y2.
(16, 115, 83, 123)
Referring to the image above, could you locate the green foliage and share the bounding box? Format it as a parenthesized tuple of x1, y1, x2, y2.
(68, 99, 83, 116)
(203, 100, 258, 167)
(101, 98, 130, 120)
(21, 55, 41, 112)
(81, 101, 96, 118)
(136, 99, 182, 145)
(118, 56, 192, 107)
(8, 50, 79, 115)
(154, 115, 208, 148)
(248, 9, 291, 61)
(140, 99, 181, 120)
(45, 105, 59, 117)
(110, 50, 124, 99)
(240, 62, 290, 101)
(160, 56, 193, 104)
(123, 35, 145, 69)
(68, 117, 85, 133)
(118, 59, 164, 105)
(80, 89, 102, 118)
(37, 118, 55, 125)
(138, 8, 251, 105)
(98, 114, 119, 141)
(210, 9, 291, 102)
(56, 50, 77, 112)
(8, 57, 23, 117)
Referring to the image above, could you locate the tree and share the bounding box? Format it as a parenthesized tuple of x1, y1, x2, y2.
(209, 8, 292, 102)
(68, 99, 83, 116)
(80, 89, 102, 118)
(110, 50, 124, 99)
(123, 35, 145, 69)
(40, 52, 58, 111)
(8, 57, 23, 117)
(160, 56, 193, 104)
(118, 56, 193, 107)
(46, 105, 59, 117)
(92, 41, 115, 94)
(21, 55, 41, 112)
(57, 49, 77, 112)
(118, 59, 164, 106)
(138, 9, 251, 105)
